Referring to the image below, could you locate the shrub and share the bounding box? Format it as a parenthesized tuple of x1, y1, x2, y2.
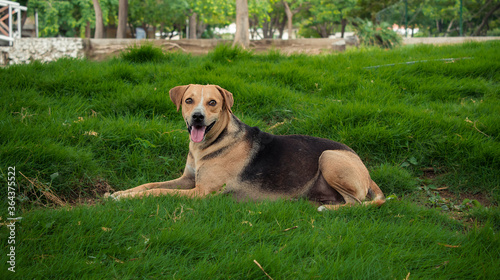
(353, 18, 402, 49)
(487, 27, 500, 36)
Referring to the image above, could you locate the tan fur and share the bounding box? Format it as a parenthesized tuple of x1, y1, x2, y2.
(109, 84, 385, 210)
(317, 150, 385, 210)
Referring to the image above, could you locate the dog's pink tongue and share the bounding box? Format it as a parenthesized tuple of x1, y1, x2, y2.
(190, 126, 206, 143)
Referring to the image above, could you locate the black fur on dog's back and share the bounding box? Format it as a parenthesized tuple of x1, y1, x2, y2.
(239, 121, 355, 194)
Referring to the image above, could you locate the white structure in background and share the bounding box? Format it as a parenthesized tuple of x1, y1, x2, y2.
(160, 23, 300, 40)
(0, 0, 28, 46)
(215, 23, 297, 40)
(392, 24, 419, 36)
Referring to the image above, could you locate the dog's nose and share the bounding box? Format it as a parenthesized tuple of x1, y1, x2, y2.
(192, 113, 205, 123)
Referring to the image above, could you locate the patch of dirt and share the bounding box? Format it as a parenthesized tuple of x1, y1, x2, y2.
(20, 174, 114, 208)
(437, 189, 493, 207)
(419, 167, 493, 207)
(420, 167, 439, 179)
(69, 178, 115, 206)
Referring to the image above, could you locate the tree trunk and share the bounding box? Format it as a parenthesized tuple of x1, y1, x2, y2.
(320, 25, 327, 38)
(197, 21, 206, 38)
(341, 18, 347, 38)
(262, 21, 272, 38)
(249, 16, 260, 39)
(142, 22, 148, 38)
(85, 21, 91, 38)
(277, 9, 287, 39)
(472, 2, 500, 36)
(128, 23, 135, 38)
(117, 0, 128, 38)
(283, 1, 293, 39)
(93, 0, 104, 38)
(189, 12, 197, 39)
(444, 19, 454, 37)
(233, 0, 250, 48)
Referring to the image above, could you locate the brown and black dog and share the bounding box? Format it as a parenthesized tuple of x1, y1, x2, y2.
(109, 84, 385, 210)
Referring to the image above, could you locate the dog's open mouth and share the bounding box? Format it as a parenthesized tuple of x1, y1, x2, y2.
(188, 121, 216, 143)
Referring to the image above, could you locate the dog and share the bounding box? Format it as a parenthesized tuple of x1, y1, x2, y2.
(109, 84, 385, 210)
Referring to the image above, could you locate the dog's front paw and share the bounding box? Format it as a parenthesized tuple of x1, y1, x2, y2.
(104, 191, 125, 201)
(317, 205, 328, 212)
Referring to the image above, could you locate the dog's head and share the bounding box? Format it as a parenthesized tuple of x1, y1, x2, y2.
(169, 84, 234, 143)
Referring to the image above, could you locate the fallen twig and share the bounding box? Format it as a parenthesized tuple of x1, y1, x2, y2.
(364, 57, 473, 69)
(253, 260, 274, 280)
(20, 172, 66, 206)
(438, 243, 461, 248)
(283, 226, 298, 232)
(465, 117, 490, 137)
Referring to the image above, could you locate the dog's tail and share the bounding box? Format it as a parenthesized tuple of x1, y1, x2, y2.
(364, 180, 386, 207)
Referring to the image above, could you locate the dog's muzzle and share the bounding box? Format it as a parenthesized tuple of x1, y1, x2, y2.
(187, 113, 215, 143)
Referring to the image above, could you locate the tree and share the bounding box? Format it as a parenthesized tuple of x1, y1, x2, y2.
(299, 0, 341, 38)
(117, 0, 128, 38)
(27, 0, 95, 37)
(282, 0, 307, 39)
(337, 0, 357, 38)
(353, 0, 399, 22)
(93, 0, 104, 38)
(265, 1, 287, 38)
(472, 1, 500, 35)
(187, 0, 234, 39)
(233, 0, 250, 48)
(248, 0, 269, 39)
(251, 0, 286, 39)
(189, 12, 198, 39)
(159, 0, 189, 39)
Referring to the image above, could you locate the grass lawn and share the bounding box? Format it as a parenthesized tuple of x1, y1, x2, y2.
(1, 41, 499, 279)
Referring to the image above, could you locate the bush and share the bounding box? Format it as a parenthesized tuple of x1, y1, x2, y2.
(120, 44, 166, 63)
(487, 28, 500, 36)
(353, 18, 402, 49)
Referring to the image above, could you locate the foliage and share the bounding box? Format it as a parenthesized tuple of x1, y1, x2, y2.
(372, 0, 500, 37)
(353, 18, 402, 48)
(248, 0, 275, 38)
(26, 0, 118, 37)
(190, 0, 234, 26)
(19, 0, 500, 38)
(298, 0, 356, 38)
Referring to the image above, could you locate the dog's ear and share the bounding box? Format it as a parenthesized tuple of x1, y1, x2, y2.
(215, 86, 234, 113)
(169, 85, 190, 111)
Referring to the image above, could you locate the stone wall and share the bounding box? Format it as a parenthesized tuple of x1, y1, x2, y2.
(86, 38, 347, 60)
(0, 38, 85, 65)
(403, 36, 500, 45)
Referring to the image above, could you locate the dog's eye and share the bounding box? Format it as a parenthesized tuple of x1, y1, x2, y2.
(208, 100, 217, 106)
(185, 98, 193, 104)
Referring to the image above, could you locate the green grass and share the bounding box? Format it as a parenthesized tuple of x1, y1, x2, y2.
(2, 196, 500, 279)
(1, 41, 499, 278)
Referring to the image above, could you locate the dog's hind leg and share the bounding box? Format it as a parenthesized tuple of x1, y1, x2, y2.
(316, 150, 384, 211)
